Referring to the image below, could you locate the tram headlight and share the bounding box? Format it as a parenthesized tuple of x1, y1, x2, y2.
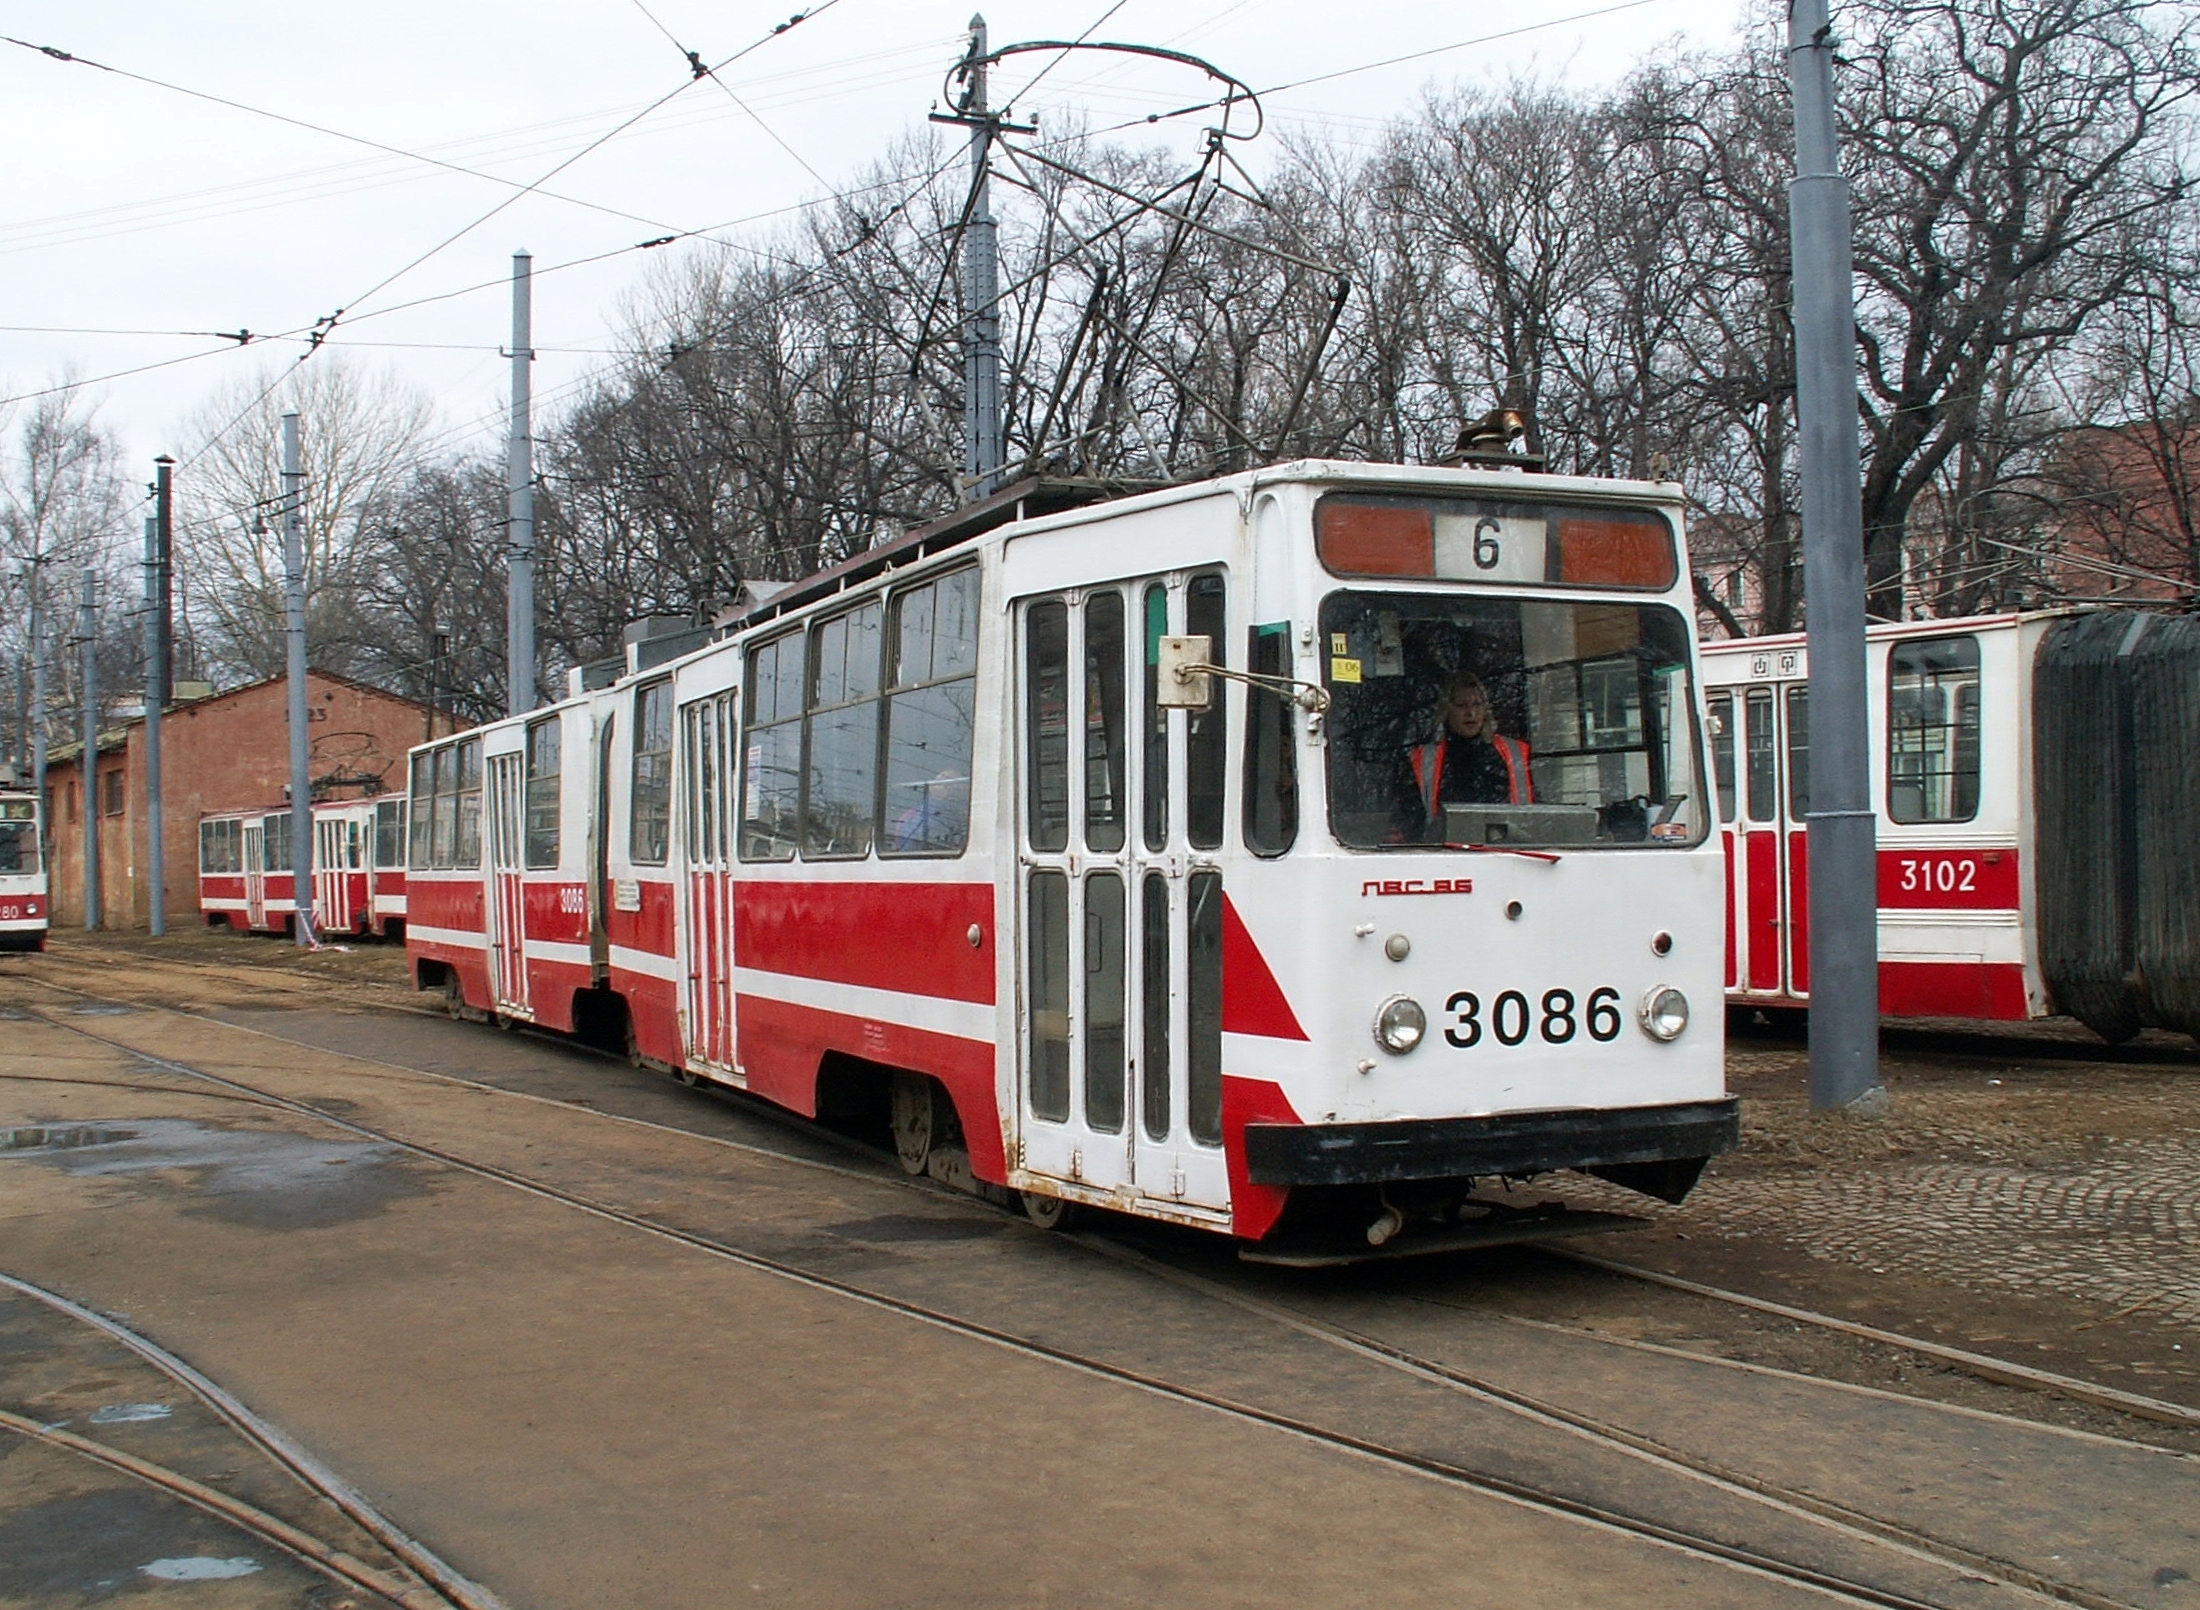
(1374, 995, 1427, 1054)
(1639, 986, 1690, 1042)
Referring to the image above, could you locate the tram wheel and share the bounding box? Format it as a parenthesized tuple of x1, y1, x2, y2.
(889, 1071, 936, 1177)
(1019, 1190, 1080, 1232)
(442, 975, 467, 1021)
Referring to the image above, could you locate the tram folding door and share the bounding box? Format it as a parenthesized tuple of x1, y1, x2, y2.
(242, 819, 268, 931)
(1732, 681, 1811, 998)
(314, 815, 354, 934)
(1015, 575, 1228, 1213)
(679, 687, 739, 1076)
(486, 752, 530, 1016)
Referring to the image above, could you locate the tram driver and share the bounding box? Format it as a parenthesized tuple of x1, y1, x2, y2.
(1400, 669, 1534, 840)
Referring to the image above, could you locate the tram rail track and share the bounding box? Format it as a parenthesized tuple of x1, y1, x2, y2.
(9, 985, 2185, 1610)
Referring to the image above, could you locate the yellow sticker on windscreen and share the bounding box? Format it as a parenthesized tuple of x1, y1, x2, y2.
(1330, 656, 1362, 684)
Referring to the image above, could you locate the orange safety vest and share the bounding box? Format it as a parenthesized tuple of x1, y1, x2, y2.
(1410, 733, 1535, 815)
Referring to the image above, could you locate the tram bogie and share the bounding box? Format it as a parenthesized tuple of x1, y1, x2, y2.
(0, 789, 48, 953)
(408, 461, 1739, 1250)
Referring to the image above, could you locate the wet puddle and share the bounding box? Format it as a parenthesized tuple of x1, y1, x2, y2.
(0, 1117, 429, 1228)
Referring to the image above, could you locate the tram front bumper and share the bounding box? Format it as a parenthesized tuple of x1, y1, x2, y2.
(1242, 1097, 1741, 1203)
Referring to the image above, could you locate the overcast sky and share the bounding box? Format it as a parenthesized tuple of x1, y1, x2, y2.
(1, 0, 1756, 475)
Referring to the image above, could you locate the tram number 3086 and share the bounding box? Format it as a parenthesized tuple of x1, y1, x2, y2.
(1444, 987, 1622, 1048)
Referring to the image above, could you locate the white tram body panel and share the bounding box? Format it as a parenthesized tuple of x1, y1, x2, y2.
(0, 790, 48, 951)
(1703, 614, 2056, 1022)
(410, 461, 1736, 1246)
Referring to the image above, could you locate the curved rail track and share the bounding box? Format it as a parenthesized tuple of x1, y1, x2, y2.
(8, 975, 2195, 1610)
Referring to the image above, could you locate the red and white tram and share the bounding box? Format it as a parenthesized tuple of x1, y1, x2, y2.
(198, 795, 404, 939)
(409, 462, 1738, 1253)
(0, 788, 48, 952)
(1704, 609, 2200, 1044)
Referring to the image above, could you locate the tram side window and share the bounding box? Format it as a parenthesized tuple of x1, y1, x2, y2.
(264, 812, 291, 873)
(740, 634, 804, 861)
(1785, 686, 1809, 821)
(1186, 574, 1228, 851)
(376, 799, 404, 870)
(883, 566, 978, 857)
(1706, 692, 1736, 823)
(430, 746, 459, 867)
(1026, 601, 1071, 854)
(1888, 635, 1981, 823)
(1243, 622, 1298, 856)
(454, 738, 484, 867)
(1744, 688, 1777, 822)
(410, 752, 435, 868)
(629, 681, 673, 865)
(197, 819, 236, 875)
(804, 601, 883, 859)
(525, 716, 561, 868)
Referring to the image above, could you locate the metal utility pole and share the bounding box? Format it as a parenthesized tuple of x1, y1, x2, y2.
(27, 559, 46, 830)
(154, 455, 175, 705)
(956, 17, 1003, 500)
(142, 510, 166, 936)
(281, 412, 315, 947)
(507, 250, 537, 716)
(77, 570, 99, 930)
(1788, 0, 1883, 1114)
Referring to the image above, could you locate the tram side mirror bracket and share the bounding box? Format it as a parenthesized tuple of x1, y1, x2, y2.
(1157, 635, 1214, 710)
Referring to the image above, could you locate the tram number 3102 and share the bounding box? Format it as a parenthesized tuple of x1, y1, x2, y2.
(1444, 987, 1622, 1048)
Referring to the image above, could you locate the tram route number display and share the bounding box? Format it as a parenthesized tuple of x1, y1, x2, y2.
(1443, 986, 1622, 1048)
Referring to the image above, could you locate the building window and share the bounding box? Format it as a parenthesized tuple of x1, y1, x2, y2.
(100, 768, 126, 816)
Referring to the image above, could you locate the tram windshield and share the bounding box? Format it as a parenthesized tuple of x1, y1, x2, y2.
(0, 802, 37, 874)
(1320, 592, 1706, 851)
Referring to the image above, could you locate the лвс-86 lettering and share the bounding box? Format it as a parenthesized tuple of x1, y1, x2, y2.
(1444, 986, 1623, 1047)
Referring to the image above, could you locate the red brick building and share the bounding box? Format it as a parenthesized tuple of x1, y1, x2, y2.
(44, 669, 450, 930)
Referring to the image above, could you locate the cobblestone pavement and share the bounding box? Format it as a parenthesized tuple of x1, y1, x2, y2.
(1683, 1132, 2200, 1330)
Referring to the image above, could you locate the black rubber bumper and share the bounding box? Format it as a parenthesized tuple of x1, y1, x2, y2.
(1242, 1097, 1741, 1188)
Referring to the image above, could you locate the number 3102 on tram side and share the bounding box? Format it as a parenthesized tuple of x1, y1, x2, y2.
(406, 461, 1737, 1259)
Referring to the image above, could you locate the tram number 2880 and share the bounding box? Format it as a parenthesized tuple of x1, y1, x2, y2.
(1443, 987, 1622, 1048)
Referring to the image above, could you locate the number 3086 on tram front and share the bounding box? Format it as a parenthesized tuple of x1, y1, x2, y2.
(410, 458, 1737, 1261)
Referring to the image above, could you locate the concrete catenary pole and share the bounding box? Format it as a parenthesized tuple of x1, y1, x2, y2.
(77, 569, 98, 930)
(25, 558, 45, 817)
(142, 511, 165, 935)
(282, 412, 314, 948)
(154, 454, 175, 705)
(960, 16, 1003, 502)
(507, 250, 537, 717)
(1788, 0, 1884, 1113)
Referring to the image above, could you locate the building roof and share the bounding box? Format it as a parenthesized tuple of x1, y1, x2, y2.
(43, 666, 436, 768)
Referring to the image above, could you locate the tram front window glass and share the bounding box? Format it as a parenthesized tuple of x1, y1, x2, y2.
(454, 738, 483, 867)
(1744, 688, 1776, 823)
(1888, 635, 1981, 823)
(882, 567, 978, 858)
(1319, 593, 1705, 849)
(1707, 691, 1736, 823)
(1785, 685, 1809, 821)
(1, 808, 37, 873)
(629, 681, 672, 865)
(525, 717, 561, 868)
(741, 634, 804, 862)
